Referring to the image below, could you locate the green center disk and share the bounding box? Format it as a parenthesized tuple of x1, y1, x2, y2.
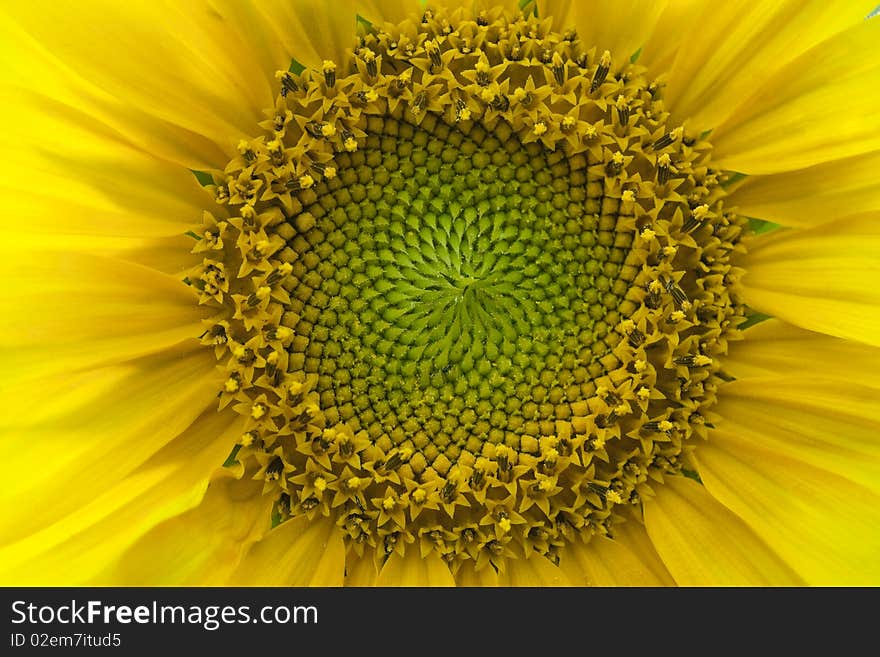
(285, 117, 634, 463)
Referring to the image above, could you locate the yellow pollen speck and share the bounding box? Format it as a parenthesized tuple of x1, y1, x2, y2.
(347, 476, 363, 489)
(562, 115, 576, 129)
(670, 126, 684, 140)
(322, 60, 336, 72)
(640, 228, 656, 240)
(480, 88, 495, 102)
(537, 478, 553, 492)
(663, 245, 677, 258)
(299, 174, 315, 188)
(275, 326, 293, 340)
(240, 432, 255, 447)
(365, 89, 379, 102)
(670, 310, 686, 322)
(459, 108, 472, 121)
(323, 165, 337, 179)
(606, 490, 623, 504)
(599, 50, 612, 67)
(658, 153, 671, 167)
(693, 204, 710, 219)
(251, 403, 267, 420)
(288, 381, 303, 396)
(232, 345, 246, 359)
(533, 122, 547, 136)
(513, 88, 527, 102)
(612, 152, 624, 165)
(658, 420, 674, 432)
(266, 351, 279, 364)
(593, 436, 606, 450)
(314, 476, 327, 492)
(637, 387, 651, 401)
(224, 378, 239, 393)
(694, 354, 712, 366)
(256, 286, 271, 299)
(649, 280, 664, 294)
(344, 137, 358, 152)
(475, 59, 491, 73)
(412, 488, 427, 504)
(320, 123, 336, 137)
(382, 497, 396, 511)
(634, 359, 647, 373)
(237, 139, 251, 153)
(498, 517, 512, 533)
(621, 190, 635, 203)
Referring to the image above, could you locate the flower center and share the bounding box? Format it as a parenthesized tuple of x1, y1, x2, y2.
(191, 5, 745, 573)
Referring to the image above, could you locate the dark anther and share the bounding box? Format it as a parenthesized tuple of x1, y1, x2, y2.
(412, 90, 427, 112)
(267, 456, 284, 476)
(652, 132, 676, 150)
(304, 121, 327, 139)
(682, 216, 704, 234)
(476, 13, 489, 26)
(657, 161, 671, 184)
(490, 94, 510, 111)
(590, 61, 610, 92)
(662, 276, 689, 306)
(469, 469, 486, 489)
(553, 62, 566, 86)
(605, 159, 624, 176)
(617, 103, 630, 126)
(627, 328, 645, 348)
(595, 412, 618, 429)
(441, 480, 457, 502)
(279, 72, 298, 97)
(476, 70, 490, 86)
(324, 68, 336, 88)
(673, 355, 697, 366)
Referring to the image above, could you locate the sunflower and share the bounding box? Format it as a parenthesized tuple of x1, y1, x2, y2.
(1, 0, 878, 587)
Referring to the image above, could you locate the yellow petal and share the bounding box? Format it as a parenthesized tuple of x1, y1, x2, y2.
(644, 476, 802, 585)
(230, 515, 346, 586)
(496, 555, 573, 586)
(696, 427, 880, 585)
(558, 534, 667, 586)
(376, 549, 456, 586)
(0, 343, 220, 545)
(727, 319, 880, 386)
(213, 0, 363, 75)
(639, 0, 705, 79)
(0, 0, 271, 170)
(0, 252, 209, 379)
(454, 561, 500, 587)
(739, 213, 880, 346)
(0, 408, 247, 585)
(539, 0, 667, 64)
(663, 0, 868, 137)
(345, 551, 380, 586)
(726, 150, 880, 228)
(101, 472, 273, 586)
(714, 378, 880, 498)
(710, 15, 880, 174)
